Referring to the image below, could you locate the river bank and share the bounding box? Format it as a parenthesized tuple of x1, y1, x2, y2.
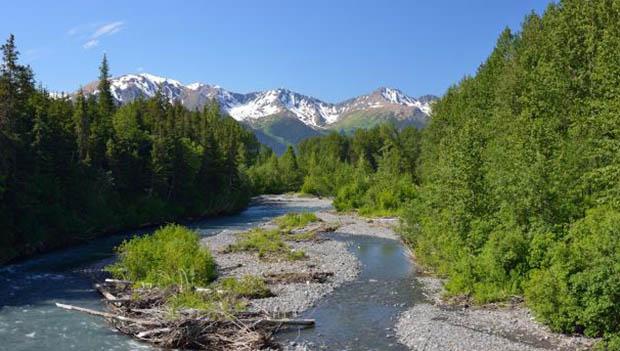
(225, 195, 597, 351)
(395, 272, 597, 351)
(0, 194, 599, 350)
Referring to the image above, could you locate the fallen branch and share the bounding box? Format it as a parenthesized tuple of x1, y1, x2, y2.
(104, 278, 132, 285)
(136, 327, 173, 339)
(55, 303, 161, 326)
(246, 318, 315, 328)
(95, 283, 132, 302)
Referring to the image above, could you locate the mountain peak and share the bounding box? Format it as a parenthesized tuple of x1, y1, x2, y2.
(84, 73, 436, 127)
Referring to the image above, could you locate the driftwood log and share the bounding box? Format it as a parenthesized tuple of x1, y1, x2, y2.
(55, 280, 315, 350)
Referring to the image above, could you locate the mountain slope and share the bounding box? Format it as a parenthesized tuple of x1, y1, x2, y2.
(82, 73, 437, 152)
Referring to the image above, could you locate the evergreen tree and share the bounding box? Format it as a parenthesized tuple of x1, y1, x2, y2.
(97, 54, 115, 118)
(73, 89, 90, 162)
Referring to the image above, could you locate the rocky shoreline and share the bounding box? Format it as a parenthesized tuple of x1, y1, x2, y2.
(396, 267, 597, 351)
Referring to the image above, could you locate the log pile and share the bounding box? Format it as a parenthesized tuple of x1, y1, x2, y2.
(56, 280, 314, 350)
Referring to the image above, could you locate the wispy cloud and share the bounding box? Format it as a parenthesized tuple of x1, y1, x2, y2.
(91, 21, 124, 39)
(72, 21, 125, 50)
(83, 40, 99, 49)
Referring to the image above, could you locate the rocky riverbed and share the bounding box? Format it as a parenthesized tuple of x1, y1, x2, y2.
(203, 195, 597, 350)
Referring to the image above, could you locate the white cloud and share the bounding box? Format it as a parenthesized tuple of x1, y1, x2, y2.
(91, 21, 124, 39)
(83, 39, 99, 49)
(75, 21, 124, 49)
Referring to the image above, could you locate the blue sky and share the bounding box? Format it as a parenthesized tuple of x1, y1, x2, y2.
(1, 0, 552, 102)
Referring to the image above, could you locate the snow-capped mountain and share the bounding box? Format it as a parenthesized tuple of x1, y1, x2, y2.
(82, 73, 437, 153)
(338, 87, 432, 116)
(83, 73, 435, 128)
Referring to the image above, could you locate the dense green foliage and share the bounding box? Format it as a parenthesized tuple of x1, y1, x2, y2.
(402, 0, 620, 344)
(0, 35, 261, 264)
(106, 224, 217, 287)
(4, 1, 620, 344)
(247, 124, 421, 217)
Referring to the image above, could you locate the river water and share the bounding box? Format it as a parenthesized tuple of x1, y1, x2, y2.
(0, 197, 420, 350)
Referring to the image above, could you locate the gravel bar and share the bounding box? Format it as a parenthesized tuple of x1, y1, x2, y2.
(396, 273, 597, 351)
(201, 196, 360, 316)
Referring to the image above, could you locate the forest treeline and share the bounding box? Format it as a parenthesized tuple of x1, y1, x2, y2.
(247, 125, 420, 217)
(407, 0, 620, 346)
(2, 0, 620, 346)
(0, 35, 263, 264)
(248, 0, 620, 347)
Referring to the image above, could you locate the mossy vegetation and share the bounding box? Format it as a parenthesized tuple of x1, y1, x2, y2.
(283, 230, 318, 242)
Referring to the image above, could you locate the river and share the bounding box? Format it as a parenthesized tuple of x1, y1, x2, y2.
(0, 196, 419, 350)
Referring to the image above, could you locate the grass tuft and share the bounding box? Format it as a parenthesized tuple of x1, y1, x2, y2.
(215, 276, 273, 299)
(227, 228, 306, 261)
(275, 212, 319, 232)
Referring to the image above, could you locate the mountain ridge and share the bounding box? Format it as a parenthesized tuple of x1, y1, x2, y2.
(82, 73, 437, 153)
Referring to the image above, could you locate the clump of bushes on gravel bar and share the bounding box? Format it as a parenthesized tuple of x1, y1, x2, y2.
(227, 228, 307, 261)
(275, 212, 319, 232)
(106, 224, 217, 288)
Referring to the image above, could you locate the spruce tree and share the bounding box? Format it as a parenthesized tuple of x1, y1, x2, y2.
(97, 54, 115, 118)
(73, 89, 90, 162)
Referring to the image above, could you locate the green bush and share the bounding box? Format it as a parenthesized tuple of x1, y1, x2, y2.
(525, 207, 620, 337)
(227, 228, 305, 260)
(595, 334, 620, 351)
(275, 212, 319, 231)
(106, 224, 217, 287)
(333, 180, 369, 212)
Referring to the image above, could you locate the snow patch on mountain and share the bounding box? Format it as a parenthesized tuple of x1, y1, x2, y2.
(94, 73, 435, 128)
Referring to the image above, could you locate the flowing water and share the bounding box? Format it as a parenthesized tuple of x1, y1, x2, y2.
(277, 233, 424, 350)
(0, 197, 420, 350)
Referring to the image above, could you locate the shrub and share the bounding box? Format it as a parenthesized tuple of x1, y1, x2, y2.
(227, 228, 305, 261)
(595, 334, 620, 351)
(106, 224, 217, 288)
(275, 212, 319, 231)
(333, 180, 369, 212)
(525, 207, 620, 337)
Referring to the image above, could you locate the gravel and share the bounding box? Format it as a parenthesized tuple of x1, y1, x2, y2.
(200, 196, 360, 316)
(316, 211, 401, 240)
(396, 274, 597, 351)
